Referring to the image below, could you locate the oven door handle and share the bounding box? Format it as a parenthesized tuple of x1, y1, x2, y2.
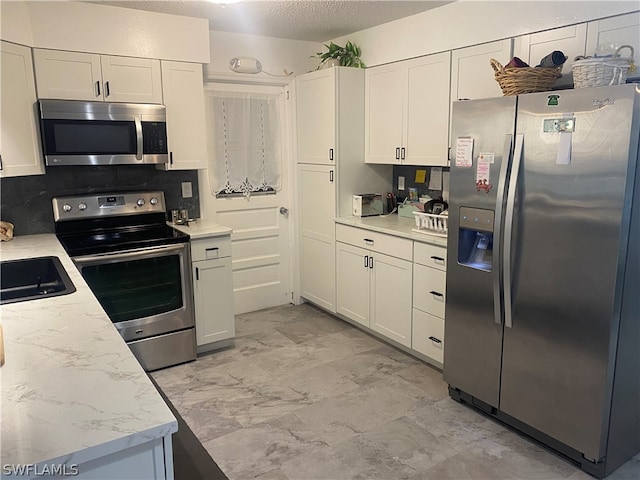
(72, 244, 187, 266)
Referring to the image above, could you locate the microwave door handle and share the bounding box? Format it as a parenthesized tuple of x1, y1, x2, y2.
(503, 133, 524, 329)
(493, 134, 512, 325)
(135, 117, 143, 161)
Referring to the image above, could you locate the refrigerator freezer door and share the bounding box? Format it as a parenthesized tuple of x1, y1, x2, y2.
(499, 85, 638, 461)
(444, 96, 517, 407)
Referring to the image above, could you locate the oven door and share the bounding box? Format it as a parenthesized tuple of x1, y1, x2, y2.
(73, 243, 194, 342)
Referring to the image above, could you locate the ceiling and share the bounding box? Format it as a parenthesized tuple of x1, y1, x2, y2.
(88, 0, 454, 42)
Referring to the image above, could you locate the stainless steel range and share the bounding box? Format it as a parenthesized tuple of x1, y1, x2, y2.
(53, 191, 196, 371)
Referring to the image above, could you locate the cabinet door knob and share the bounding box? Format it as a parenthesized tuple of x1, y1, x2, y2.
(395, 147, 400, 160)
(95, 81, 101, 97)
(329, 148, 334, 161)
(329, 170, 334, 182)
(364, 255, 369, 268)
(105, 81, 111, 97)
(401, 147, 406, 160)
(195, 267, 200, 281)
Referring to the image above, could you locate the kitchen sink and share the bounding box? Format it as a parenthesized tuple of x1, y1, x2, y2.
(1, 256, 76, 305)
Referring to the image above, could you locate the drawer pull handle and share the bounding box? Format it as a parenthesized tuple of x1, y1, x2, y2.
(364, 238, 374, 245)
(135, 329, 144, 335)
(206, 247, 219, 252)
(429, 290, 444, 297)
(428, 336, 442, 344)
(430, 256, 445, 263)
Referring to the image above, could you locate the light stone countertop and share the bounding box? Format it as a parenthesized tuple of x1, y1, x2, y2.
(169, 219, 232, 239)
(335, 215, 448, 248)
(0, 234, 177, 471)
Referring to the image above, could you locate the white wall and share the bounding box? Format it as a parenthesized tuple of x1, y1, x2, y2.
(331, 1, 640, 66)
(0, 1, 210, 63)
(205, 30, 321, 85)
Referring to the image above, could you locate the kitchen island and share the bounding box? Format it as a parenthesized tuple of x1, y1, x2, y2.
(0, 235, 177, 479)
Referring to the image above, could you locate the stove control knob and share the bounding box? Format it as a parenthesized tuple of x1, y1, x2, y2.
(78, 202, 87, 211)
(137, 198, 146, 207)
(150, 197, 159, 206)
(62, 204, 72, 212)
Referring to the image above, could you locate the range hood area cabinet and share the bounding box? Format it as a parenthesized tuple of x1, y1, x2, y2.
(0, 41, 44, 178)
(33, 49, 163, 104)
(296, 66, 392, 313)
(157, 61, 207, 171)
(365, 52, 451, 166)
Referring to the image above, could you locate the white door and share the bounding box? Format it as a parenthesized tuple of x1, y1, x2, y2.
(100, 55, 163, 104)
(33, 49, 103, 101)
(336, 242, 370, 327)
(200, 83, 292, 315)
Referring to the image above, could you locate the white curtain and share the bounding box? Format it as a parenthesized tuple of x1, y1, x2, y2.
(206, 91, 281, 198)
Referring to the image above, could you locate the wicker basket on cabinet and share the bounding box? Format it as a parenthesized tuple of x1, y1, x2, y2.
(572, 45, 635, 88)
(490, 59, 563, 96)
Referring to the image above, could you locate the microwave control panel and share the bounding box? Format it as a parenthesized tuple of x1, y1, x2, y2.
(142, 122, 168, 154)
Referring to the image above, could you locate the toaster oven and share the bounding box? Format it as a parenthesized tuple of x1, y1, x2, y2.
(352, 194, 383, 217)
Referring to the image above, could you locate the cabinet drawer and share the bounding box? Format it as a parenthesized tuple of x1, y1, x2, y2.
(336, 224, 412, 261)
(191, 236, 231, 261)
(413, 264, 446, 318)
(412, 308, 444, 364)
(413, 241, 447, 270)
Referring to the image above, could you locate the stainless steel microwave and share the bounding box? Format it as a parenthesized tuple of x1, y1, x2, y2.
(39, 99, 168, 166)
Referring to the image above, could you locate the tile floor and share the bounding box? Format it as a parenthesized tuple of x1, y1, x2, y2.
(152, 304, 640, 480)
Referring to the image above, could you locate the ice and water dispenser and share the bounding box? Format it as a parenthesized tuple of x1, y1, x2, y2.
(458, 207, 494, 271)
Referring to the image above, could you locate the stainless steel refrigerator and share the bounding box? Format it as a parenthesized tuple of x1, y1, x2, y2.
(444, 83, 640, 478)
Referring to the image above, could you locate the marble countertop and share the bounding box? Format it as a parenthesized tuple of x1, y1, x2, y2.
(169, 219, 232, 239)
(0, 235, 177, 470)
(336, 215, 448, 248)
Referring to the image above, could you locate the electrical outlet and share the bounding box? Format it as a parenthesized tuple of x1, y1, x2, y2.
(181, 182, 192, 198)
(398, 176, 405, 191)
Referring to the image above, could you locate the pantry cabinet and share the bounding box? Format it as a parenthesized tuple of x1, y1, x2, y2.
(451, 39, 512, 102)
(191, 235, 235, 350)
(159, 61, 206, 170)
(365, 52, 451, 166)
(513, 24, 588, 87)
(33, 49, 162, 103)
(299, 164, 337, 312)
(0, 41, 44, 178)
(412, 241, 447, 366)
(296, 67, 391, 313)
(336, 224, 413, 347)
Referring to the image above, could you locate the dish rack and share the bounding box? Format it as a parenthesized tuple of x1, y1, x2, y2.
(412, 212, 448, 237)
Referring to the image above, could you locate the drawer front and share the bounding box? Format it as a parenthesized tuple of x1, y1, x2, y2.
(413, 264, 446, 318)
(191, 236, 232, 261)
(412, 308, 444, 364)
(335, 224, 413, 261)
(413, 241, 447, 270)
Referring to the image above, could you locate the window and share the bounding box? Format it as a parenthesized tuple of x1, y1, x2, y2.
(205, 91, 281, 198)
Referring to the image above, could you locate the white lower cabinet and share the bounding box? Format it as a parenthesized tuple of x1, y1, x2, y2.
(412, 241, 447, 366)
(191, 235, 234, 350)
(412, 309, 445, 365)
(336, 225, 413, 348)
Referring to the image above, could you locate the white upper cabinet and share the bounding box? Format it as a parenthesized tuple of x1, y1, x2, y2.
(365, 52, 451, 166)
(296, 68, 337, 165)
(1, 41, 45, 178)
(451, 39, 513, 101)
(513, 24, 587, 87)
(159, 61, 206, 170)
(586, 12, 640, 79)
(33, 49, 162, 103)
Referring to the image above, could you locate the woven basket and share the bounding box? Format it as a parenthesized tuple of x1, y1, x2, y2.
(572, 45, 635, 88)
(490, 59, 562, 96)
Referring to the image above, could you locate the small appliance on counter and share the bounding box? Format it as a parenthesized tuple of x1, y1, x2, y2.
(352, 194, 383, 217)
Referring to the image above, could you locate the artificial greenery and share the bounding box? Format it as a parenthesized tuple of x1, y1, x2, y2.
(313, 41, 365, 69)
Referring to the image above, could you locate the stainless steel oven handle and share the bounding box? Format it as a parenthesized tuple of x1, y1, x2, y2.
(73, 243, 186, 266)
(135, 116, 143, 161)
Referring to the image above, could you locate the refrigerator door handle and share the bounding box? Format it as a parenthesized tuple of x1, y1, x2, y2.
(493, 134, 513, 325)
(503, 133, 524, 329)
